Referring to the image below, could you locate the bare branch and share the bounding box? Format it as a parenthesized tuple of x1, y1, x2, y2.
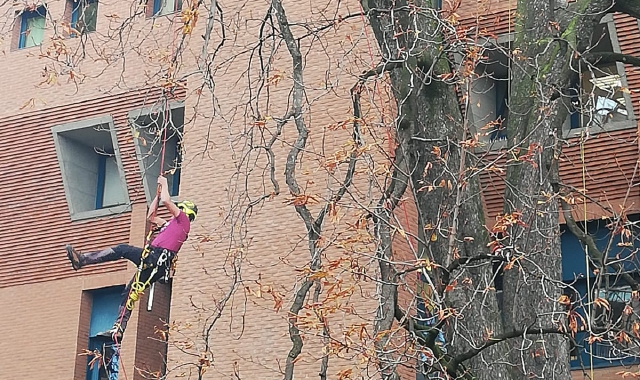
(584, 51, 640, 68)
(559, 197, 640, 291)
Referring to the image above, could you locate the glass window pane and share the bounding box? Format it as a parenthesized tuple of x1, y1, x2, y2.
(24, 15, 45, 48)
(78, 1, 98, 33)
(583, 65, 628, 125)
(157, 0, 182, 15)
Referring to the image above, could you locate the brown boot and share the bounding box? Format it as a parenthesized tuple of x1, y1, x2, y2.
(66, 245, 83, 271)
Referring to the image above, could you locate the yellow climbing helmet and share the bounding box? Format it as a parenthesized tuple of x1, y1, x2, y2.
(176, 200, 198, 222)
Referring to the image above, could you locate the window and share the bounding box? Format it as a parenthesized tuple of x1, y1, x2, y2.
(153, 0, 182, 16)
(466, 38, 511, 146)
(564, 19, 634, 133)
(567, 281, 638, 369)
(86, 286, 124, 380)
(18, 6, 46, 49)
(52, 116, 130, 220)
(130, 104, 184, 202)
(593, 285, 631, 329)
(71, 0, 98, 35)
(561, 218, 640, 370)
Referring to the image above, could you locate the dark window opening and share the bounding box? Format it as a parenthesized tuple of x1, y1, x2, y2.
(469, 40, 511, 143)
(71, 0, 98, 35)
(131, 106, 184, 200)
(493, 78, 509, 141)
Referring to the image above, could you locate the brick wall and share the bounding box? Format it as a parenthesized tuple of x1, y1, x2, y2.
(1, 1, 639, 380)
(74, 290, 92, 380)
(0, 86, 181, 378)
(134, 281, 172, 380)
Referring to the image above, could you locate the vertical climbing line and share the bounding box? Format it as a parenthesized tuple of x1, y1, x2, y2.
(582, 133, 595, 376)
(578, 59, 595, 376)
(508, 0, 511, 131)
(108, 95, 171, 380)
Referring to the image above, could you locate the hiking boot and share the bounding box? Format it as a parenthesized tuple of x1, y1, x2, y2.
(66, 245, 83, 271)
(96, 325, 123, 342)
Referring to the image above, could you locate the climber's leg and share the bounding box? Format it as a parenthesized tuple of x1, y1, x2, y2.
(66, 244, 143, 270)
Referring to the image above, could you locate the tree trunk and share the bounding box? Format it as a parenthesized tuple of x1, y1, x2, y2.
(364, 1, 510, 378)
(499, 1, 608, 378)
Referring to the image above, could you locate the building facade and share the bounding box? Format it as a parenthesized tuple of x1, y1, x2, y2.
(1, 0, 639, 380)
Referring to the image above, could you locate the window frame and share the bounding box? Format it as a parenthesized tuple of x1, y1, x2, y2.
(70, 0, 98, 36)
(51, 115, 131, 221)
(567, 281, 639, 370)
(563, 15, 636, 138)
(152, 0, 182, 16)
(85, 286, 124, 380)
(129, 102, 185, 204)
(462, 33, 513, 150)
(18, 6, 46, 49)
(463, 16, 636, 150)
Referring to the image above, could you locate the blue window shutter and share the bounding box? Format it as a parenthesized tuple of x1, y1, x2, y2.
(153, 0, 161, 15)
(570, 111, 580, 128)
(89, 287, 122, 337)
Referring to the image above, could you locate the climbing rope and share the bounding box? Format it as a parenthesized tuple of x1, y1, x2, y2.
(106, 95, 172, 380)
(123, 95, 171, 313)
(580, 97, 595, 378)
(100, 0, 186, 374)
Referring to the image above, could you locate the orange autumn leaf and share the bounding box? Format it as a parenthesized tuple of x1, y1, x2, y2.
(633, 321, 640, 338)
(445, 279, 457, 292)
(617, 331, 631, 344)
(284, 193, 320, 206)
(586, 334, 603, 344)
(557, 294, 571, 306)
(593, 297, 610, 311)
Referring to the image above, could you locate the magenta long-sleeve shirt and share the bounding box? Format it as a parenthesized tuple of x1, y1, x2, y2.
(151, 211, 191, 252)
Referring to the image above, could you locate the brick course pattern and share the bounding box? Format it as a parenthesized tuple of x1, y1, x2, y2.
(0, 1, 639, 380)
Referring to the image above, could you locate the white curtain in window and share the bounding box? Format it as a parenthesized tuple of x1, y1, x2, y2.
(25, 16, 45, 47)
(158, 0, 182, 15)
(160, 0, 175, 14)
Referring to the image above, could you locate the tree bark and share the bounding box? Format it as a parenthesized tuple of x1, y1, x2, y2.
(364, 1, 509, 378)
(499, 0, 614, 378)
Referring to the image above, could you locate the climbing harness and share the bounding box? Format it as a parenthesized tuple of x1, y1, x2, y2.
(125, 245, 176, 311)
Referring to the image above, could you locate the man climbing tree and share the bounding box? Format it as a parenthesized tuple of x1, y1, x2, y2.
(65, 175, 198, 341)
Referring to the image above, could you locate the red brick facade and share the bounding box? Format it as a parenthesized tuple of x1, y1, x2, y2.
(0, 1, 638, 380)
